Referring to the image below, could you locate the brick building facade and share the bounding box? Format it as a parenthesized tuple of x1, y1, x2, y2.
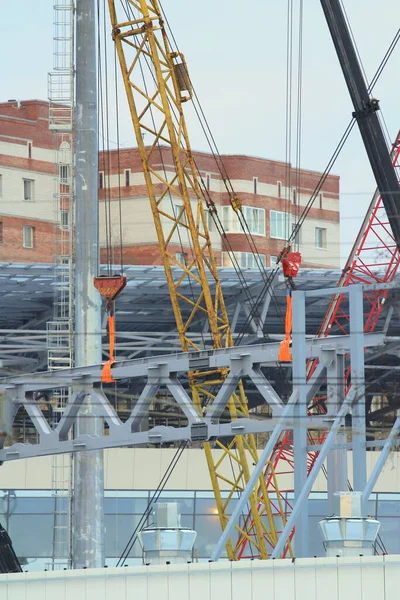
(0, 99, 340, 268)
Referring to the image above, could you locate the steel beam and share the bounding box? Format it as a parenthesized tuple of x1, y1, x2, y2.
(362, 414, 400, 504)
(292, 290, 309, 557)
(349, 286, 367, 497)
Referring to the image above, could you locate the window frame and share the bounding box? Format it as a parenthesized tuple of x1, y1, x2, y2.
(222, 206, 239, 233)
(270, 210, 289, 240)
(60, 210, 69, 231)
(242, 205, 265, 236)
(222, 251, 265, 269)
(315, 226, 327, 249)
(23, 225, 34, 249)
(23, 178, 34, 202)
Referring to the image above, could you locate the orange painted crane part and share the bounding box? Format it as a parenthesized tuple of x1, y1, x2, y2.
(93, 275, 127, 383)
(277, 250, 301, 363)
(278, 290, 293, 362)
(281, 251, 301, 279)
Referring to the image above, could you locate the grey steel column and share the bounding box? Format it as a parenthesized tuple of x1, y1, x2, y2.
(349, 286, 367, 499)
(326, 352, 347, 515)
(292, 290, 309, 557)
(73, 0, 105, 569)
(327, 432, 348, 515)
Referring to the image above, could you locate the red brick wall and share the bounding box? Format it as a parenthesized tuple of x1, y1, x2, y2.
(0, 100, 55, 149)
(0, 215, 56, 263)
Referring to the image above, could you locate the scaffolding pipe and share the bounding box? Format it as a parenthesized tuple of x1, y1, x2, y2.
(72, 0, 105, 569)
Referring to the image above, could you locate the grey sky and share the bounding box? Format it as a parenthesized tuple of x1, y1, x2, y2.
(1, 1, 399, 266)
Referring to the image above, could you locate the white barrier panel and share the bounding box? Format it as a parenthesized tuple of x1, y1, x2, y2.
(1, 555, 400, 600)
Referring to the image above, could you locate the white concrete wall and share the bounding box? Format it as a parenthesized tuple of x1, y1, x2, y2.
(298, 216, 340, 267)
(0, 555, 399, 600)
(0, 141, 53, 163)
(2, 448, 400, 493)
(0, 166, 54, 221)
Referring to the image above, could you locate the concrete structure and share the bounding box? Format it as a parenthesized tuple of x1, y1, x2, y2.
(1, 555, 400, 599)
(0, 99, 340, 269)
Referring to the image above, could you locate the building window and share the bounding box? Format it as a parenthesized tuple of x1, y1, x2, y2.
(292, 188, 297, 204)
(292, 222, 301, 245)
(319, 193, 323, 209)
(277, 181, 282, 199)
(270, 255, 278, 268)
(175, 204, 187, 228)
(99, 172, 104, 189)
(206, 174, 211, 191)
(176, 251, 187, 265)
(61, 210, 69, 230)
(28, 142, 32, 159)
(0, 222, 3, 244)
(23, 226, 34, 249)
(315, 227, 327, 249)
(242, 206, 265, 235)
(253, 177, 258, 195)
(60, 165, 70, 184)
(205, 209, 213, 233)
(223, 251, 265, 269)
(125, 169, 131, 187)
(222, 206, 239, 233)
(23, 179, 34, 202)
(270, 210, 289, 240)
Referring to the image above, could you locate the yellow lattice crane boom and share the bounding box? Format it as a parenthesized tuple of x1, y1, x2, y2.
(107, 0, 288, 559)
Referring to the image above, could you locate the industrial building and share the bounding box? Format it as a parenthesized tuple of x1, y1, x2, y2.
(0, 0, 399, 597)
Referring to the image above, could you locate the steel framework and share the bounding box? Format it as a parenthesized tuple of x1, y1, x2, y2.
(235, 129, 400, 559)
(106, 0, 287, 559)
(0, 283, 398, 559)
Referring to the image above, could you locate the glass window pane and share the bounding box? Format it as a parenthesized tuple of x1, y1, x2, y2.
(377, 499, 400, 517)
(105, 514, 144, 558)
(193, 515, 226, 558)
(195, 497, 218, 514)
(105, 497, 148, 514)
(9, 514, 53, 558)
(149, 496, 194, 515)
(308, 515, 326, 557)
(376, 517, 400, 554)
(12, 496, 55, 514)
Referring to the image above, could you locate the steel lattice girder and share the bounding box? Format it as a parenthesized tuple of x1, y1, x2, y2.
(0, 332, 384, 462)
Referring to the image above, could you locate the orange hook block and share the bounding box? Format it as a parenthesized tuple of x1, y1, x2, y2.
(93, 275, 127, 303)
(93, 275, 127, 383)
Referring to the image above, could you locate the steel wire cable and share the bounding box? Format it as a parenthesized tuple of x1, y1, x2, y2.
(158, 2, 279, 299)
(116, 440, 188, 566)
(237, 27, 400, 344)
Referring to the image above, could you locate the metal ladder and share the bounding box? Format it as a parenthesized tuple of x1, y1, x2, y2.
(47, 0, 75, 571)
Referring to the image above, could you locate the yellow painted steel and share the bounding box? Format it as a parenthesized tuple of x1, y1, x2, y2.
(107, 0, 285, 559)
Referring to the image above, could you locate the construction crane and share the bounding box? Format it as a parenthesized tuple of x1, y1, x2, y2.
(235, 1, 400, 558)
(107, 0, 287, 559)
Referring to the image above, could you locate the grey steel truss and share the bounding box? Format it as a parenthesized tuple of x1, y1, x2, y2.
(0, 323, 384, 462)
(211, 283, 400, 560)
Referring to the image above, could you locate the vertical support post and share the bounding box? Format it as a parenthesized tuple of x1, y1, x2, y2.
(292, 290, 309, 556)
(326, 352, 347, 514)
(73, 0, 105, 569)
(349, 285, 367, 503)
(327, 432, 348, 515)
